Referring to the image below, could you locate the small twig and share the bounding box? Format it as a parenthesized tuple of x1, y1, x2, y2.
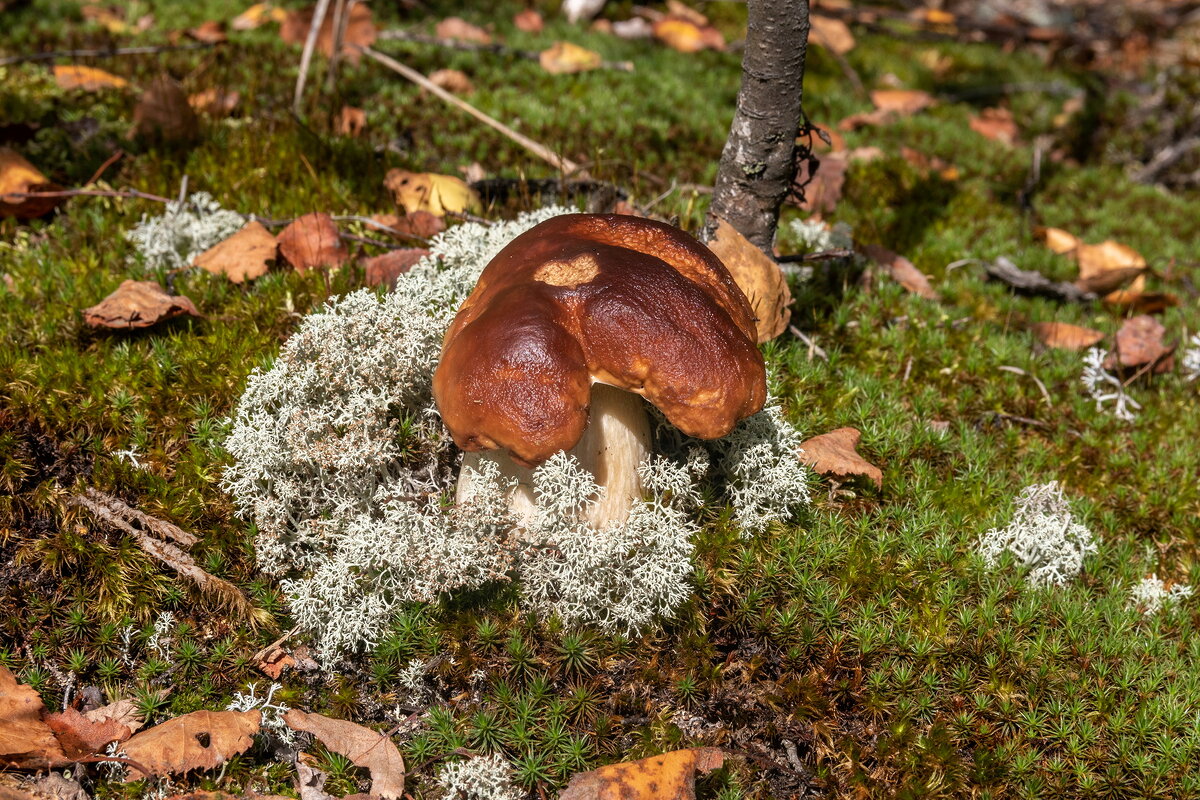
(445, 210, 495, 227)
(986, 411, 1049, 429)
(73, 754, 154, 779)
(902, 356, 913, 383)
(998, 365, 1054, 408)
(778, 248, 855, 263)
(0, 42, 214, 66)
(4, 187, 173, 204)
(357, 44, 587, 178)
(294, 0, 333, 114)
(945, 257, 981, 273)
(84, 150, 125, 186)
(985, 256, 1096, 303)
(325, 0, 350, 92)
(341, 232, 397, 249)
(788, 325, 828, 361)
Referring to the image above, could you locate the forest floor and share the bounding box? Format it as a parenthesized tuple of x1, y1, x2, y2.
(2, 0, 1200, 798)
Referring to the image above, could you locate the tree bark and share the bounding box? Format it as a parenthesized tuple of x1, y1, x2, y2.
(705, 0, 809, 256)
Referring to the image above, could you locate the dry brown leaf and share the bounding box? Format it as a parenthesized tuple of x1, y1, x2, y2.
(809, 123, 845, 153)
(513, 8, 543, 32)
(560, 747, 723, 800)
(1030, 321, 1104, 351)
(131, 75, 199, 142)
(900, 147, 959, 180)
(706, 219, 791, 343)
(122, 710, 260, 779)
(1037, 226, 1078, 254)
(81, 4, 133, 33)
(187, 88, 240, 117)
(231, 3, 288, 30)
(280, 4, 375, 63)
(427, 69, 474, 94)
(435, 16, 492, 44)
(369, 211, 446, 241)
(187, 20, 228, 43)
(43, 707, 131, 760)
(1076, 240, 1145, 282)
(809, 14, 855, 54)
(52, 65, 130, 91)
(384, 170, 481, 217)
(1103, 290, 1179, 314)
(799, 427, 882, 489)
(969, 107, 1018, 146)
(335, 105, 367, 137)
(1075, 266, 1146, 295)
(665, 0, 709, 25)
(0, 667, 68, 769)
(85, 699, 148, 735)
(283, 710, 405, 799)
(870, 88, 936, 114)
(363, 248, 430, 289)
(277, 213, 348, 272)
(83, 280, 201, 329)
(862, 244, 937, 299)
(255, 646, 296, 680)
(539, 41, 603, 74)
(1103, 314, 1174, 372)
(793, 151, 848, 213)
(652, 17, 725, 52)
(0, 148, 62, 220)
(195, 221, 277, 283)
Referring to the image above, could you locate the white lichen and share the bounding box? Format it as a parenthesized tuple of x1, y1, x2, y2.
(1081, 347, 1141, 422)
(1129, 574, 1193, 615)
(977, 481, 1098, 587)
(789, 217, 853, 253)
(436, 753, 523, 800)
(125, 191, 244, 271)
(226, 682, 296, 746)
(1182, 333, 1200, 382)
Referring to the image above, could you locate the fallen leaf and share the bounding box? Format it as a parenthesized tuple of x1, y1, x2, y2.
(195, 221, 277, 283)
(1037, 226, 1078, 254)
(364, 248, 429, 289)
(539, 41, 603, 74)
(187, 20, 227, 44)
(335, 105, 367, 137)
(85, 698, 148, 734)
(280, 4, 376, 63)
(798, 427, 882, 489)
(284, 710, 405, 799)
(809, 123, 845, 153)
(900, 147, 959, 180)
(1035, 228, 1148, 301)
(435, 16, 491, 44)
(277, 213, 348, 272)
(1103, 315, 1174, 373)
(231, 3, 287, 30)
(121, 710, 260, 780)
(384, 170, 481, 217)
(792, 151, 848, 213)
(28, 772, 89, 800)
(0, 148, 62, 219)
(81, 4, 130, 33)
(459, 162, 486, 184)
(560, 747, 723, 800)
(369, 211, 445, 241)
(1030, 321, 1105, 351)
(52, 65, 129, 91)
(513, 9, 543, 33)
(918, 8, 957, 26)
(1075, 240, 1145, 283)
(809, 14, 855, 54)
(296, 760, 335, 800)
(870, 88, 936, 114)
(862, 244, 937, 299)
(131, 75, 199, 143)
(1102, 290, 1179, 314)
(188, 88, 240, 117)
(665, 0, 709, 25)
(0, 667, 68, 769)
(969, 107, 1018, 146)
(43, 708, 131, 760)
(652, 17, 725, 52)
(706, 219, 791, 343)
(427, 69, 474, 94)
(83, 280, 201, 329)
(255, 647, 296, 680)
(1075, 265, 1146, 295)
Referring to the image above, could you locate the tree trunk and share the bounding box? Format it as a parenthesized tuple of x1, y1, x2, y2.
(705, 0, 810, 256)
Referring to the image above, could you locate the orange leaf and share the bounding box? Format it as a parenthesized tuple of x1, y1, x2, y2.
(280, 3, 376, 63)
(195, 221, 278, 283)
(1030, 321, 1104, 351)
(0, 667, 68, 769)
(809, 14, 855, 54)
(231, 3, 287, 30)
(187, 88, 240, 117)
(799, 427, 882, 489)
(284, 709, 405, 799)
(560, 747, 723, 800)
(869, 89, 936, 114)
(513, 9, 543, 33)
(539, 41, 603, 74)
(364, 248, 430, 289)
(1036, 226, 1079, 254)
(435, 16, 492, 44)
(652, 17, 725, 52)
(82, 280, 201, 329)
(187, 20, 227, 44)
(370, 211, 446, 241)
(862, 244, 937, 299)
(120, 710, 260, 779)
(0, 148, 63, 220)
(706, 219, 792, 343)
(427, 69, 474, 94)
(43, 707, 131, 760)
(1103, 315, 1174, 372)
(52, 64, 129, 91)
(335, 105, 367, 137)
(969, 107, 1018, 146)
(276, 213, 348, 271)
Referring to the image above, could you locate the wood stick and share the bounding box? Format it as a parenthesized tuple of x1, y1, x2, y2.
(325, 0, 350, 92)
(293, 0, 333, 114)
(0, 42, 214, 66)
(356, 44, 587, 178)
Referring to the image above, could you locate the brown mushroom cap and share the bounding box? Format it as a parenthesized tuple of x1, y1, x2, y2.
(433, 213, 767, 466)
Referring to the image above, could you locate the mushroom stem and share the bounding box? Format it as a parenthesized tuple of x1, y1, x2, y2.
(455, 384, 651, 530)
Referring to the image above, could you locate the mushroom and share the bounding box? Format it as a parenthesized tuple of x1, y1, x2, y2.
(432, 213, 766, 529)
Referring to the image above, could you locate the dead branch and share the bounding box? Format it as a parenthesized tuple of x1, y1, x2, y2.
(984, 256, 1096, 303)
(0, 42, 214, 66)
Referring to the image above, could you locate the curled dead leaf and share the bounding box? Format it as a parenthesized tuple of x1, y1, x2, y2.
(131, 75, 199, 143)
(384, 170, 480, 217)
(364, 248, 430, 289)
(195, 221, 277, 283)
(862, 244, 937, 299)
(539, 41, 603, 74)
(52, 65, 129, 91)
(283, 710, 405, 799)
(809, 14, 855, 54)
(513, 8, 543, 32)
(435, 16, 492, 44)
(85, 698, 148, 735)
(799, 427, 883, 489)
(43, 707, 131, 760)
(560, 747, 723, 800)
(83, 280, 201, 329)
(706, 218, 791, 342)
(1030, 321, 1104, 351)
(0, 148, 62, 219)
(0, 667, 68, 769)
(121, 710, 260, 780)
(277, 213, 348, 272)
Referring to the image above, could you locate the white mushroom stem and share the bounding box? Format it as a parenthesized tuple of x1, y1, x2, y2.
(455, 383, 652, 530)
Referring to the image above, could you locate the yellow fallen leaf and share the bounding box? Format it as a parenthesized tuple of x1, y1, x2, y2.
(1037, 226, 1079, 254)
(231, 2, 287, 30)
(1030, 321, 1105, 351)
(560, 748, 723, 800)
(81, 4, 130, 33)
(706, 218, 792, 343)
(384, 170, 481, 217)
(652, 17, 724, 52)
(53, 65, 130, 91)
(0, 148, 62, 219)
(539, 41, 603, 74)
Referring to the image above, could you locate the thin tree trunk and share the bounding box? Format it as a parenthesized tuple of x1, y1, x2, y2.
(705, 0, 809, 255)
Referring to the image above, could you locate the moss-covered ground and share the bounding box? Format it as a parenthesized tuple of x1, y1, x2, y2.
(2, 1, 1199, 797)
